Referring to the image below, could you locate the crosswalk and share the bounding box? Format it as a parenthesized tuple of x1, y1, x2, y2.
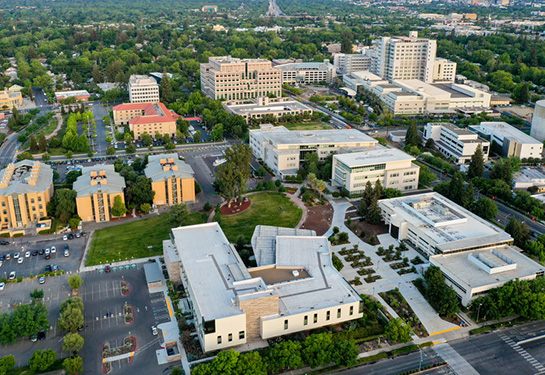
(498, 332, 545, 374)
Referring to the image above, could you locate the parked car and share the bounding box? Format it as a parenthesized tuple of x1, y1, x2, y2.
(0, 240, 9, 245)
(17, 257, 23, 264)
(52, 265, 58, 272)
(67, 233, 74, 240)
(39, 276, 45, 284)
(0, 255, 4, 261)
(37, 330, 46, 341)
(51, 246, 56, 254)
(75, 232, 81, 238)
(64, 250, 69, 257)
(104, 265, 111, 273)
(8, 271, 15, 280)
(25, 251, 30, 258)
(0, 282, 4, 290)
(151, 326, 158, 336)
(64, 244, 69, 251)
(13, 252, 19, 259)
(30, 334, 37, 342)
(63, 235, 68, 241)
(5, 253, 10, 260)
(38, 249, 45, 255)
(44, 254, 50, 260)
(31, 250, 38, 256)
(45, 248, 50, 255)
(45, 265, 52, 273)
(0, 261, 3, 268)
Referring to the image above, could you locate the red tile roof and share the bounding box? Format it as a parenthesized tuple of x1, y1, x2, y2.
(113, 103, 150, 111)
(114, 102, 176, 125)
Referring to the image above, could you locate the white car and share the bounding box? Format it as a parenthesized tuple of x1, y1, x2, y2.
(151, 326, 158, 336)
(0, 282, 4, 290)
(25, 251, 30, 258)
(17, 257, 23, 264)
(64, 250, 69, 257)
(8, 271, 15, 280)
(51, 246, 56, 254)
(63, 235, 68, 241)
(45, 248, 50, 255)
(0, 260, 3, 268)
(13, 252, 20, 259)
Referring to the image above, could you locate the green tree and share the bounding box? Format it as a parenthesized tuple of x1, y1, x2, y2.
(490, 158, 514, 184)
(473, 198, 498, 221)
(140, 203, 151, 213)
(127, 175, 155, 206)
(193, 130, 201, 143)
(418, 165, 437, 187)
(366, 199, 382, 225)
(267, 341, 304, 373)
(66, 170, 82, 185)
(38, 134, 47, 152)
(215, 143, 252, 206)
(59, 306, 84, 333)
(28, 349, 57, 372)
(68, 275, 83, 291)
(385, 317, 412, 343)
(63, 333, 84, 354)
(52, 189, 77, 222)
(63, 356, 83, 375)
(160, 69, 173, 103)
(301, 333, 333, 368)
(141, 132, 153, 147)
(110, 195, 127, 217)
(467, 145, 485, 179)
(30, 135, 38, 152)
(0, 355, 15, 375)
(106, 146, 116, 155)
(169, 203, 190, 227)
(405, 122, 420, 148)
(330, 340, 359, 367)
(505, 218, 530, 247)
(210, 124, 224, 141)
(16, 151, 34, 161)
(448, 172, 465, 205)
(69, 217, 81, 229)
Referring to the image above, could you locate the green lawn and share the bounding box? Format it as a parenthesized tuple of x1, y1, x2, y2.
(86, 212, 205, 266)
(220, 192, 302, 243)
(282, 122, 332, 131)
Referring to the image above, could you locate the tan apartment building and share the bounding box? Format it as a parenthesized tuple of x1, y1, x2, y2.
(144, 154, 196, 206)
(112, 102, 178, 139)
(0, 89, 23, 109)
(200, 56, 282, 100)
(74, 165, 126, 223)
(0, 161, 53, 229)
(128, 75, 159, 103)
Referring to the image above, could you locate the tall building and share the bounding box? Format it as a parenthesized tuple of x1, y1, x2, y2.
(333, 53, 373, 75)
(112, 102, 178, 139)
(163, 223, 363, 352)
(373, 32, 437, 83)
(144, 154, 196, 206)
(531, 100, 545, 142)
(0, 89, 23, 109)
(433, 58, 457, 82)
(0, 161, 53, 229)
(200, 56, 282, 100)
(276, 60, 336, 84)
(74, 165, 126, 223)
(128, 75, 160, 103)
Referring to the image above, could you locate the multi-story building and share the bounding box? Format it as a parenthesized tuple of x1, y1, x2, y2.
(0, 89, 23, 109)
(74, 165, 126, 223)
(373, 31, 437, 83)
(379, 193, 544, 306)
(470, 122, 543, 159)
(54, 90, 90, 103)
(332, 148, 420, 196)
(249, 125, 378, 177)
(200, 56, 282, 100)
(343, 71, 387, 93)
(144, 154, 195, 206)
(433, 58, 457, 82)
(223, 97, 313, 122)
(513, 167, 545, 192)
(333, 53, 373, 75)
(423, 123, 490, 164)
(112, 102, 178, 139)
(128, 75, 160, 103)
(277, 60, 336, 84)
(0, 161, 53, 229)
(163, 223, 363, 352)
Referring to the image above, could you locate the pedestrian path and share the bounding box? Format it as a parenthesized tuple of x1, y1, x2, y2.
(432, 342, 480, 375)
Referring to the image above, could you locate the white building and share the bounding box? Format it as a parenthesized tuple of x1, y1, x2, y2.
(165, 223, 363, 352)
(223, 97, 313, 122)
(433, 58, 457, 82)
(249, 125, 377, 177)
(379, 192, 544, 306)
(470, 122, 543, 160)
(343, 71, 386, 93)
(423, 123, 490, 164)
(128, 75, 160, 103)
(277, 60, 336, 84)
(531, 100, 545, 142)
(333, 53, 373, 75)
(513, 167, 545, 192)
(332, 147, 420, 196)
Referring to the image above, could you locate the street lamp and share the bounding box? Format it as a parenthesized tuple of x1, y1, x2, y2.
(476, 303, 483, 323)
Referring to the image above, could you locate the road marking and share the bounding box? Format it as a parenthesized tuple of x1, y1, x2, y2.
(499, 332, 545, 372)
(430, 326, 461, 336)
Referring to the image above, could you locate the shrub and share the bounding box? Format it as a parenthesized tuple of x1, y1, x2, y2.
(369, 235, 377, 245)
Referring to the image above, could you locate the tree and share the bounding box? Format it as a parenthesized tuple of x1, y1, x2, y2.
(38, 134, 47, 152)
(418, 165, 437, 187)
(66, 170, 82, 185)
(422, 266, 460, 317)
(169, 203, 190, 227)
(16, 151, 34, 162)
(473, 198, 498, 221)
(63, 356, 83, 375)
(366, 199, 382, 225)
(125, 143, 136, 153)
(215, 144, 252, 206)
(505, 218, 530, 247)
(461, 182, 475, 210)
(110, 195, 126, 217)
(267, 341, 304, 373)
(405, 122, 420, 148)
(301, 333, 333, 368)
(385, 317, 412, 343)
(330, 340, 359, 367)
(490, 158, 514, 184)
(30, 135, 38, 152)
(52, 189, 77, 222)
(68, 275, 83, 291)
(193, 130, 201, 143)
(141, 132, 153, 147)
(170, 367, 183, 375)
(140, 203, 151, 213)
(59, 306, 84, 333)
(210, 124, 224, 141)
(127, 175, 155, 206)
(28, 349, 57, 372)
(0, 355, 15, 375)
(448, 172, 465, 205)
(69, 217, 80, 229)
(106, 146, 116, 155)
(63, 333, 84, 354)
(468, 145, 485, 179)
(160, 69, 172, 103)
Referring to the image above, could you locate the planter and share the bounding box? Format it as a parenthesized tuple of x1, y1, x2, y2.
(124, 303, 134, 324)
(102, 335, 137, 359)
(121, 281, 130, 296)
(102, 342, 111, 374)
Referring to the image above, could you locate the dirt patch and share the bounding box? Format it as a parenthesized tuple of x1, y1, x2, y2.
(346, 216, 389, 244)
(300, 203, 333, 235)
(220, 198, 251, 216)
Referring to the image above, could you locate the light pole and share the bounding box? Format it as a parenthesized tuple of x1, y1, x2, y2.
(476, 303, 482, 323)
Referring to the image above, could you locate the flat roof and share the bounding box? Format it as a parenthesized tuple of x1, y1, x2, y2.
(477, 122, 541, 145)
(143, 262, 162, 284)
(379, 192, 513, 253)
(349, 71, 383, 81)
(334, 147, 415, 167)
(432, 122, 476, 136)
(54, 90, 90, 98)
(514, 167, 545, 184)
(226, 100, 312, 115)
(431, 246, 544, 289)
(394, 80, 449, 98)
(251, 225, 316, 266)
(251, 128, 377, 146)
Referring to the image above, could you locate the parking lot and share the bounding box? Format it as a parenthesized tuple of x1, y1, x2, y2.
(0, 236, 86, 280)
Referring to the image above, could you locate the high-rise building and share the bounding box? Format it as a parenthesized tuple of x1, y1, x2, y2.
(128, 75, 160, 103)
(433, 58, 457, 82)
(276, 60, 336, 84)
(373, 31, 437, 83)
(200, 56, 282, 100)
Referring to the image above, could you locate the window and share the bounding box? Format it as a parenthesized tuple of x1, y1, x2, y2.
(284, 319, 288, 330)
(228, 333, 233, 342)
(350, 306, 354, 316)
(337, 308, 342, 318)
(239, 331, 245, 339)
(304, 315, 308, 325)
(217, 336, 222, 344)
(326, 311, 330, 321)
(313, 313, 318, 323)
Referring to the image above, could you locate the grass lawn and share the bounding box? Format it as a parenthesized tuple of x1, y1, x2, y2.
(86, 212, 205, 266)
(220, 192, 302, 243)
(283, 122, 332, 131)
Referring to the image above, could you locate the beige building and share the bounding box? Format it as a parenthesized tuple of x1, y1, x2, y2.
(0, 90, 23, 109)
(113, 102, 177, 139)
(223, 97, 313, 122)
(333, 53, 373, 75)
(433, 58, 457, 82)
(164, 223, 363, 352)
(332, 148, 420, 196)
(128, 75, 160, 103)
(0, 161, 53, 229)
(276, 60, 336, 84)
(144, 154, 195, 206)
(423, 123, 490, 165)
(200, 56, 282, 100)
(74, 165, 126, 223)
(249, 125, 378, 177)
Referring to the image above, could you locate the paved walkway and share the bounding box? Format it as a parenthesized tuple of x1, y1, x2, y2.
(46, 113, 63, 139)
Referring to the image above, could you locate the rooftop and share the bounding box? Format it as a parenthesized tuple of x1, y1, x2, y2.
(144, 153, 194, 182)
(251, 225, 316, 266)
(434, 122, 476, 136)
(73, 164, 126, 198)
(514, 167, 545, 184)
(379, 192, 513, 253)
(225, 100, 312, 116)
(251, 127, 377, 147)
(334, 147, 415, 167)
(129, 75, 158, 86)
(54, 90, 90, 99)
(0, 161, 53, 195)
(431, 246, 544, 289)
(477, 122, 542, 145)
